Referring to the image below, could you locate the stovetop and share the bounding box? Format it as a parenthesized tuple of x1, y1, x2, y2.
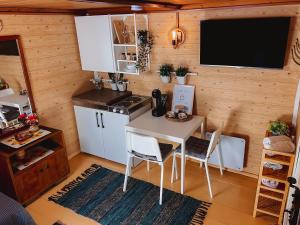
(108, 95, 151, 115)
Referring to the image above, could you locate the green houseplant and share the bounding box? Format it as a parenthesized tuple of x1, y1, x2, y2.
(268, 120, 290, 136)
(175, 66, 189, 85)
(159, 64, 173, 83)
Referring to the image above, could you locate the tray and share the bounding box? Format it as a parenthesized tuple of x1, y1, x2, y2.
(165, 114, 193, 122)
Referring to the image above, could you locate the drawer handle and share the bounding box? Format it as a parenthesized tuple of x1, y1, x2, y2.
(39, 168, 44, 173)
(96, 112, 100, 127)
(100, 113, 104, 128)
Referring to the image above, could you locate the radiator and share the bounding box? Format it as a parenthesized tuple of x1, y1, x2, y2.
(206, 133, 246, 171)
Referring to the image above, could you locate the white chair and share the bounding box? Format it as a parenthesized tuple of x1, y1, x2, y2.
(171, 128, 223, 198)
(123, 132, 177, 205)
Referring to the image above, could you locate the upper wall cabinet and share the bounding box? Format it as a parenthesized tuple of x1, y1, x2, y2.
(75, 14, 149, 75)
(75, 15, 115, 72)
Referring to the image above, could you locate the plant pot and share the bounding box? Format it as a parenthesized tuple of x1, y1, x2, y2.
(176, 76, 186, 85)
(160, 76, 170, 84)
(110, 83, 118, 91)
(117, 83, 127, 92)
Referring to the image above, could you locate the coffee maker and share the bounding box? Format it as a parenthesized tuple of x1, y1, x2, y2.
(152, 89, 167, 117)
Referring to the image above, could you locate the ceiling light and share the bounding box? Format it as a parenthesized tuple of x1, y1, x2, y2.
(131, 5, 143, 11)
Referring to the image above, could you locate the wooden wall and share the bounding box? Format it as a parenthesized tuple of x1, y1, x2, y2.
(104, 5, 300, 175)
(0, 14, 93, 157)
(0, 4, 299, 176)
(0, 55, 26, 93)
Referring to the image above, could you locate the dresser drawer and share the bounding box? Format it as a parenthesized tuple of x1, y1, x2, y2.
(14, 153, 58, 204)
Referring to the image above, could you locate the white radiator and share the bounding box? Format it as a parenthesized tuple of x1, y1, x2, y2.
(206, 133, 246, 171)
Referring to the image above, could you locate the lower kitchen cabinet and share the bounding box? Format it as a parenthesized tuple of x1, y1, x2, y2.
(74, 105, 129, 164)
(74, 105, 104, 157)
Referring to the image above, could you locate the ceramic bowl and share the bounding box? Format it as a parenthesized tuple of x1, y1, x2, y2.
(178, 112, 188, 120)
(166, 111, 176, 118)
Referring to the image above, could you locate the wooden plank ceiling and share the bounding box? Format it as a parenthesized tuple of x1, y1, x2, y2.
(0, 0, 299, 15)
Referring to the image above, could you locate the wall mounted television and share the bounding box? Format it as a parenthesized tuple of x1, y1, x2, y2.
(200, 17, 291, 69)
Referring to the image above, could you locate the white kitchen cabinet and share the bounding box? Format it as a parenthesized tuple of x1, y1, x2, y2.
(75, 15, 115, 72)
(74, 106, 104, 157)
(101, 111, 129, 164)
(75, 14, 149, 75)
(74, 105, 130, 165)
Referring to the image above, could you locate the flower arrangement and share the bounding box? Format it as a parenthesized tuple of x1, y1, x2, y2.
(18, 113, 39, 126)
(136, 30, 153, 72)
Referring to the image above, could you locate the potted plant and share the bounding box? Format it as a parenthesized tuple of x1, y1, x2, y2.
(268, 120, 290, 136)
(136, 30, 153, 72)
(159, 64, 173, 83)
(116, 73, 128, 92)
(108, 73, 118, 91)
(175, 66, 189, 85)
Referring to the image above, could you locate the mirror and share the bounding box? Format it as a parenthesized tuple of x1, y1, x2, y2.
(0, 36, 35, 129)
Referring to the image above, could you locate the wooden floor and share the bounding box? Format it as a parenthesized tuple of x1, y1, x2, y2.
(26, 153, 276, 225)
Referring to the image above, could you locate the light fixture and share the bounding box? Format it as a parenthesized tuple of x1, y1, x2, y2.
(171, 12, 185, 49)
(131, 5, 143, 11)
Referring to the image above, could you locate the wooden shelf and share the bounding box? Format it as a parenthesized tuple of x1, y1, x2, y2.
(260, 183, 286, 194)
(262, 165, 289, 182)
(264, 154, 291, 165)
(253, 145, 295, 224)
(259, 189, 284, 202)
(113, 44, 136, 47)
(257, 196, 281, 216)
(117, 59, 137, 63)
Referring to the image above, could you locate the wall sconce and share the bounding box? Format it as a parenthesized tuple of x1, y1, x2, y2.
(171, 12, 185, 49)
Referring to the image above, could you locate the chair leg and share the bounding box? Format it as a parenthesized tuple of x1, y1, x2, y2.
(123, 156, 131, 192)
(205, 162, 213, 198)
(147, 160, 150, 172)
(171, 153, 179, 183)
(217, 144, 223, 175)
(171, 154, 176, 183)
(174, 155, 178, 180)
(159, 163, 164, 205)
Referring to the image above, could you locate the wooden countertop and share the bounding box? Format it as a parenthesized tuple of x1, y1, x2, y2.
(72, 88, 132, 109)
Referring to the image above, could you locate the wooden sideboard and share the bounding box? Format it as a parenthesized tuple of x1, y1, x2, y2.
(0, 126, 70, 205)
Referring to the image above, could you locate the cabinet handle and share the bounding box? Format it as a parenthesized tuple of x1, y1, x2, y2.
(96, 112, 100, 127)
(100, 113, 104, 128)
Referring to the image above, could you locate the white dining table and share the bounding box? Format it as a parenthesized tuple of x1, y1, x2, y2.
(125, 110, 205, 194)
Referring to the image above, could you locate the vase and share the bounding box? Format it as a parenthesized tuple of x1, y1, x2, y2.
(160, 76, 170, 84)
(110, 83, 118, 91)
(117, 83, 127, 92)
(176, 76, 186, 85)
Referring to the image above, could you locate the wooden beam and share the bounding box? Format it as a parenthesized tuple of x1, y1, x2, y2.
(70, 0, 181, 10)
(181, 0, 300, 10)
(0, 7, 82, 15)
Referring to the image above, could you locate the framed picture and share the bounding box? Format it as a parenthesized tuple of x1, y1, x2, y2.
(172, 85, 195, 115)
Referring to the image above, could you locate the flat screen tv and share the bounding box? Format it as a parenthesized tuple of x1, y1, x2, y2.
(200, 17, 291, 69)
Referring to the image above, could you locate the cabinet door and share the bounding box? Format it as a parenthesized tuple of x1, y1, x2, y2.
(74, 106, 104, 157)
(75, 15, 115, 72)
(101, 111, 129, 164)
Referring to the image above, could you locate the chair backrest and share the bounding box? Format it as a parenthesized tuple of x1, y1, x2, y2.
(205, 127, 222, 159)
(127, 132, 163, 161)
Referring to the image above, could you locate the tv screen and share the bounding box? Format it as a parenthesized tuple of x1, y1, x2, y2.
(200, 17, 291, 69)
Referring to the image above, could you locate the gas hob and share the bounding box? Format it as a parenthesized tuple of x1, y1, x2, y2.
(108, 95, 151, 115)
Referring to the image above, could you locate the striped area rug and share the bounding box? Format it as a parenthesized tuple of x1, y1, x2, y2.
(49, 164, 211, 225)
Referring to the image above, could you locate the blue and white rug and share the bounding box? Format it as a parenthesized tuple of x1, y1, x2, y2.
(49, 164, 211, 225)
